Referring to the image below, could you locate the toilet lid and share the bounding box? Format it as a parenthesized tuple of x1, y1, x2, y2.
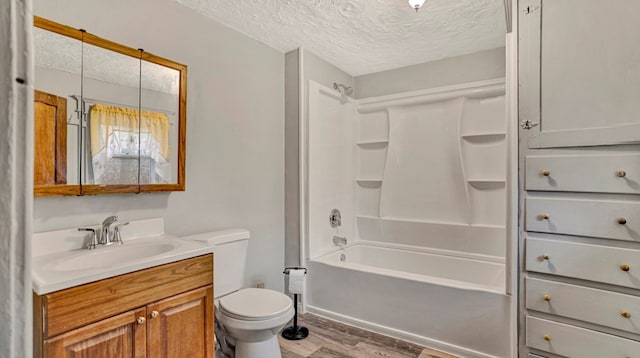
(219, 288, 292, 321)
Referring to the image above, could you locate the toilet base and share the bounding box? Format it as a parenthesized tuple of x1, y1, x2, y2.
(234, 336, 282, 358)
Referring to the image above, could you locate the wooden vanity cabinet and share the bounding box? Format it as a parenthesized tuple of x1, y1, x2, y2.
(34, 254, 214, 358)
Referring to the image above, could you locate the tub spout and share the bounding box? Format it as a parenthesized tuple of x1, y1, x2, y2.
(333, 236, 347, 246)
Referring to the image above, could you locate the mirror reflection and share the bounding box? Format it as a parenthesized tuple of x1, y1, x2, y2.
(82, 42, 141, 185)
(140, 60, 180, 184)
(33, 27, 82, 188)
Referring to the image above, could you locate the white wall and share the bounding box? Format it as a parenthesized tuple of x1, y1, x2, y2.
(284, 48, 354, 266)
(33, 0, 286, 290)
(0, 0, 33, 357)
(355, 47, 506, 98)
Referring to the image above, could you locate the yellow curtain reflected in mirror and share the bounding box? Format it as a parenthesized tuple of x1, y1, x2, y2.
(88, 104, 171, 184)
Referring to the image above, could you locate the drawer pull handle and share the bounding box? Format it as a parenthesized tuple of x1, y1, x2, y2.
(541, 253, 550, 260)
(621, 311, 631, 319)
(618, 217, 628, 225)
(136, 317, 146, 325)
(539, 213, 550, 220)
(541, 169, 551, 176)
(621, 264, 631, 272)
(151, 310, 159, 318)
(543, 334, 551, 342)
(616, 170, 627, 178)
(543, 294, 551, 302)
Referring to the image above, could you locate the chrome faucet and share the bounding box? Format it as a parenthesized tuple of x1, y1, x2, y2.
(333, 235, 347, 246)
(101, 216, 119, 245)
(78, 216, 127, 250)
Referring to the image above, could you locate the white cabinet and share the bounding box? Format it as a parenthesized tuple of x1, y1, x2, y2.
(520, 0, 640, 148)
(519, 1, 640, 356)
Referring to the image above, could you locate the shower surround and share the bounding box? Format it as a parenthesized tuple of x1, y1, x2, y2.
(302, 79, 511, 358)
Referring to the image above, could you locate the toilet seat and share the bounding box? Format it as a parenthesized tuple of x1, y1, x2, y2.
(219, 288, 293, 321)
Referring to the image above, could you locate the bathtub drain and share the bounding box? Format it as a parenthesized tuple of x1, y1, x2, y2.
(340, 254, 346, 262)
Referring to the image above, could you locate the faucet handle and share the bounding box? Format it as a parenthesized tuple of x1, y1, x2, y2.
(78, 227, 98, 250)
(112, 222, 129, 244)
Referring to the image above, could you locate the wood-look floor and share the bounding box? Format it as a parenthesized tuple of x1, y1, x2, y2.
(278, 314, 458, 358)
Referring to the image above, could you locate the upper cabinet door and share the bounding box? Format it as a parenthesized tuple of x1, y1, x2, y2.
(520, 0, 640, 148)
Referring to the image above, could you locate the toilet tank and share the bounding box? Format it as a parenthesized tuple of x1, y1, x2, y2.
(182, 229, 250, 298)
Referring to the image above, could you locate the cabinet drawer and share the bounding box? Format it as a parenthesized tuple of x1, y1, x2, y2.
(526, 154, 640, 194)
(526, 316, 640, 357)
(526, 238, 640, 289)
(526, 278, 640, 334)
(526, 197, 640, 242)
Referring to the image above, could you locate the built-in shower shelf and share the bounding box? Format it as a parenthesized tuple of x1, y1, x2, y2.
(357, 140, 389, 147)
(467, 180, 506, 189)
(461, 132, 506, 143)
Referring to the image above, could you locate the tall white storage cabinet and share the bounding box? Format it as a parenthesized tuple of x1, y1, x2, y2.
(519, 0, 640, 357)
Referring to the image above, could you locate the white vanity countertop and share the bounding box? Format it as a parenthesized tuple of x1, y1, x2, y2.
(32, 218, 214, 295)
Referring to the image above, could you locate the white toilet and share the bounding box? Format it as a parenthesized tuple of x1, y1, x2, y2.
(184, 229, 294, 358)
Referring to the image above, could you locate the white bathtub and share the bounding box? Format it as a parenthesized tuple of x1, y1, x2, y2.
(306, 243, 511, 358)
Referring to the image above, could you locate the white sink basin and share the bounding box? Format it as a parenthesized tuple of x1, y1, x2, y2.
(51, 242, 177, 272)
(32, 232, 214, 295)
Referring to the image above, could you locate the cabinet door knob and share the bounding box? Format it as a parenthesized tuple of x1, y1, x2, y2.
(539, 213, 550, 220)
(618, 217, 628, 225)
(621, 264, 631, 272)
(151, 310, 159, 318)
(616, 170, 627, 178)
(542, 253, 550, 260)
(541, 169, 551, 177)
(543, 294, 551, 302)
(621, 311, 631, 319)
(543, 334, 551, 342)
(136, 317, 146, 325)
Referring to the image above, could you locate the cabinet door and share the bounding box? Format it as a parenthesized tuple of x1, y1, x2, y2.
(147, 286, 213, 358)
(44, 307, 146, 358)
(520, 0, 640, 148)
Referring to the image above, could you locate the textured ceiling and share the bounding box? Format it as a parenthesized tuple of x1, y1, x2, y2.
(176, 0, 506, 76)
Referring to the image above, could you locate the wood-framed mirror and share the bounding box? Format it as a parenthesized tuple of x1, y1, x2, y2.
(33, 16, 187, 196)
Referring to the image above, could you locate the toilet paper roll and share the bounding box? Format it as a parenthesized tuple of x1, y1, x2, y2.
(288, 269, 306, 294)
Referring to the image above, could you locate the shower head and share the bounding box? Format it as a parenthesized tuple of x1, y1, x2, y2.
(333, 82, 353, 97)
(333, 82, 353, 104)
